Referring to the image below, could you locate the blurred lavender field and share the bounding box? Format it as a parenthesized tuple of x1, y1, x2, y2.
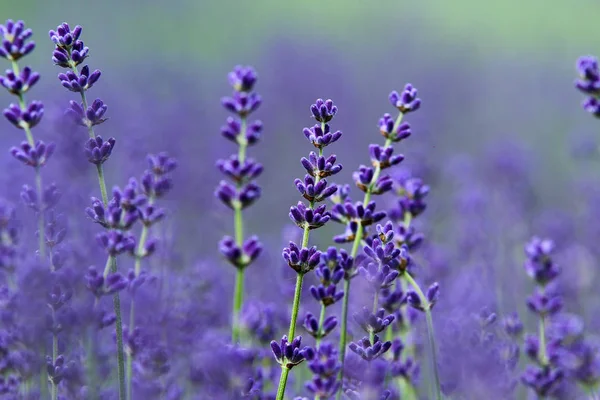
(1, 0, 600, 399)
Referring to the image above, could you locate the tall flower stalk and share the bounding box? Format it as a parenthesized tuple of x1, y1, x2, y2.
(331, 85, 419, 398)
(216, 65, 263, 344)
(49, 22, 125, 399)
(272, 98, 343, 400)
(0, 19, 64, 399)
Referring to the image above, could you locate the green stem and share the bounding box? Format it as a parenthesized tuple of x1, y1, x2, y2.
(315, 304, 326, 348)
(538, 315, 548, 366)
(404, 272, 442, 400)
(287, 274, 305, 340)
(109, 255, 127, 400)
(231, 117, 248, 343)
(51, 308, 58, 400)
(337, 113, 404, 400)
(276, 367, 291, 400)
(370, 290, 380, 343)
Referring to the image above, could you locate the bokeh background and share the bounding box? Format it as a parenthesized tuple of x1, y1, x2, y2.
(2, 1, 600, 397)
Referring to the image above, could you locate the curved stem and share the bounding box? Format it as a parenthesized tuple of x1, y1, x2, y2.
(404, 272, 442, 400)
(336, 113, 404, 399)
(276, 367, 291, 400)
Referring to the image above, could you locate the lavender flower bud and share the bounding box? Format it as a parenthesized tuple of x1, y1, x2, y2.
(47, 285, 72, 311)
(309, 283, 344, 307)
(221, 91, 262, 117)
(358, 261, 398, 290)
(219, 235, 262, 269)
(216, 156, 263, 184)
(378, 113, 412, 142)
(84, 136, 115, 165)
(503, 312, 524, 337)
(329, 183, 351, 204)
(85, 267, 127, 298)
(310, 99, 338, 123)
(301, 152, 342, 178)
(0, 20, 35, 61)
(57, 65, 100, 92)
(96, 230, 136, 256)
(282, 242, 320, 274)
(369, 144, 404, 170)
(66, 98, 108, 127)
(395, 177, 429, 218)
(583, 97, 600, 117)
(353, 307, 395, 334)
(305, 342, 341, 398)
(348, 335, 392, 362)
(524, 237, 560, 285)
(295, 175, 338, 203)
(303, 123, 342, 149)
(3, 101, 43, 129)
(526, 290, 563, 316)
(46, 355, 65, 385)
(139, 205, 165, 227)
(289, 202, 330, 230)
(0, 66, 40, 94)
(389, 84, 421, 113)
(575, 56, 600, 95)
(220, 117, 263, 145)
(10, 140, 55, 167)
(353, 166, 393, 195)
(407, 282, 439, 312)
(303, 313, 337, 339)
(216, 181, 261, 210)
(270, 335, 311, 369)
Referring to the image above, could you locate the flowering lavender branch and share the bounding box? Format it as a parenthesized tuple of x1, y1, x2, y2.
(216, 66, 263, 343)
(334, 86, 417, 399)
(49, 23, 125, 399)
(273, 99, 342, 400)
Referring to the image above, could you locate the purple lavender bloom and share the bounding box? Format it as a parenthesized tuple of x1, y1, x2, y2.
(289, 201, 330, 230)
(353, 307, 395, 334)
(66, 98, 108, 127)
(85, 267, 128, 298)
(524, 237, 560, 285)
(282, 242, 321, 274)
(270, 335, 311, 369)
(330, 201, 386, 243)
(521, 366, 563, 397)
(304, 342, 341, 398)
(0, 20, 35, 61)
(96, 230, 136, 256)
(3, 100, 43, 129)
(503, 312, 524, 337)
(10, 140, 55, 167)
(309, 282, 344, 306)
(228, 65, 258, 92)
(353, 165, 394, 195)
(358, 260, 398, 290)
(84, 136, 116, 165)
(304, 313, 338, 340)
(295, 175, 338, 203)
(219, 235, 262, 269)
(0, 200, 18, 271)
(21, 182, 61, 212)
(369, 144, 404, 170)
(310, 98, 338, 123)
(216, 156, 263, 184)
(575, 56, 600, 95)
(526, 289, 563, 316)
(221, 117, 263, 145)
(389, 84, 421, 113)
(378, 114, 411, 142)
(57, 65, 101, 92)
(348, 335, 392, 362)
(394, 177, 429, 218)
(583, 97, 600, 117)
(0, 66, 39, 94)
(215, 180, 261, 210)
(407, 282, 440, 312)
(303, 123, 342, 149)
(221, 91, 262, 117)
(301, 151, 342, 178)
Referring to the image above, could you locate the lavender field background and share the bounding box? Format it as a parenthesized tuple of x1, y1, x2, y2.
(2, 0, 600, 399)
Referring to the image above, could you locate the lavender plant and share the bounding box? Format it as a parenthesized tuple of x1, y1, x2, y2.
(217, 65, 263, 344)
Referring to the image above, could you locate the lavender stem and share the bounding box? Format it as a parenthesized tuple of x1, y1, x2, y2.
(404, 271, 442, 400)
(337, 112, 404, 399)
(315, 303, 326, 348)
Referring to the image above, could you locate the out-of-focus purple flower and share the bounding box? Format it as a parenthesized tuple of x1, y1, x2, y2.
(369, 144, 404, 170)
(3, 100, 43, 129)
(304, 312, 338, 340)
(304, 342, 341, 398)
(0, 66, 39, 94)
(20, 182, 61, 212)
(65, 98, 108, 127)
(378, 113, 412, 142)
(221, 91, 262, 117)
(0, 200, 18, 271)
(330, 201, 386, 243)
(46, 355, 66, 386)
(216, 156, 263, 184)
(503, 312, 524, 338)
(84, 136, 116, 165)
(228, 65, 257, 92)
(348, 335, 392, 362)
(10, 140, 55, 167)
(219, 235, 262, 269)
(526, 290, 563, 316)
(0, 20, 35, 61)
(96, 230, 136, 256)
(407, 282, 440, 312)
(575, 56, 600, 95)
(57, 65, 101, 92)
(389, 84, 421, 113)
(353, 307, 395, 335)
(215, 180, 261, 210)
(282, 242, 320, 274)
(221, 117, 263, 145)
(521, 365, 563, 397)
(524, 237, 560, 285)
(393, 177, 429, 218)
(270, 335, 311, 369)
(85, 266, 128, 298)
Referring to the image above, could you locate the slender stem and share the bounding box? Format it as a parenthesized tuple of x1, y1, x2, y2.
(109, 255, 127, 400)
(231, 117, 248, 343)
(287, 273, 305, 340)
(404, 272, 442, 400)
(538, 315, 548, 366)
(315, 304, 326, 348)
(337, 114, 404, 399)
(370, 290, 380, 343)
(51, 308, 58, 400)
(276, 367, 291, 400)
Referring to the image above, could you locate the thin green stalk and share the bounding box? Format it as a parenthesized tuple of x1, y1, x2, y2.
(109, 255, 127, 400)
(315, 304, 326, 348)
(231, 117, 248, 343)
(404, 272, 442, 400)
(538, 315, 548, 366)
(370, 290, 380, 344)
(337, 113, 404, 399)
(276, 367, 291, 400)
